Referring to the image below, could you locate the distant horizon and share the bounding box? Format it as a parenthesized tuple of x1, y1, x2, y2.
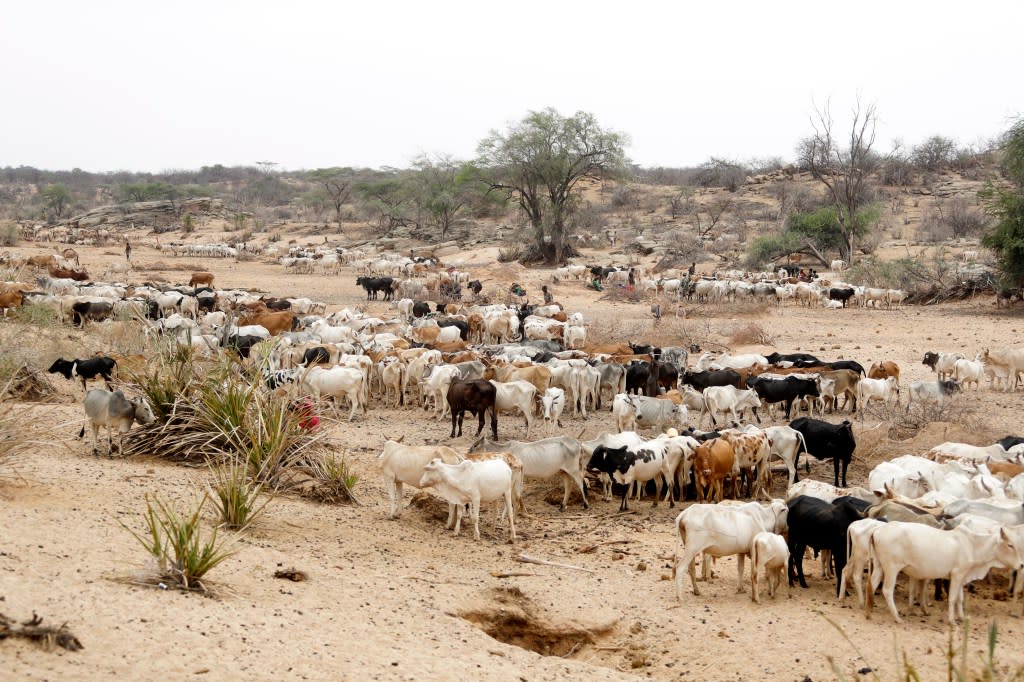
(0, 119, 1008, 178)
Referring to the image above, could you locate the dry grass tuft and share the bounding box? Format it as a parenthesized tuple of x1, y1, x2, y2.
(728, 321, 775, 346)
(301, 450, 360, 505)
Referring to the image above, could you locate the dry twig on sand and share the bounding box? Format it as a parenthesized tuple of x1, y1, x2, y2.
(576, 539, 635, 554)
(515, 553, 595, 573)
(0, 612, 83, 652)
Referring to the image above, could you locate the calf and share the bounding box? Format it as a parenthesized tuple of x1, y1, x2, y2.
(70, 300, 114, 326)
(789, 417, 856, 488)
(692, 437, 736, 503)
(703, 385, 761, 426)
(746, 375, 818, 420)
(418, 458, 516, 541)
(377, 440, 462, 518)
(828, 287, 855, 308)
(189, 271, 215, 288)
(750, 531, 790, 603)
(612, 393, 687, 433)
(301, 366, 366, 421)
(77, 388, 156, 456)
(952, 357, 984, 391)
(674, 500, 789, 599)
(48, 356, 117, 391)
(538, 387, 566, 433)
(839, 518, 887, 607)
(587, 442, 670, 511)
(856, 376, 900, 409)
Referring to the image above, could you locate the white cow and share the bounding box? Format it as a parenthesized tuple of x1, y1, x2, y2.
(471, 434, 587, 512)
(612, 394, 687, 433)
(421, 364, 462, 418)
(301, 366, 366, 421)
(377, 441, 462, 518)
(953, 357, 985, 391)
(749, 531, 790, 603)
(857, 376, 900, 409)
(489, 380, 538, 438)
(906, 379, 960, 409)
(418, 458, 517, 541)
(742, 424, 807, 488)
(539, 387, 566, 433)
(839, 518, 887, 606)
(703, 385, 762, 427)
(867, 522, 1024, 623)
(674, 501, 789, 599)
(80, 389, 156, 457)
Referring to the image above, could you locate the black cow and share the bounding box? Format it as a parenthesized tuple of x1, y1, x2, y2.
(765, 352, 821, 365)
(626, 362, 649, 395)
(70, 300, 114, 327)
(300, 346, 332, 366)
(197, 294, 216, 313)
(997, 435, 1024, 451)
(681, 368, 741, 391)
(828, 287, 856, 308)
(412, 301, 431, 318)
(262, 297, 292, 311)
(747, 375, 819, 420)
(789, 417, 856, 487)
(787, 495, 866, 595)
(355, 276, 395, 301)
(436, 318, 469, 341)
(47, 356, 116, 391)
(226, 334, 264, 359)
(146, 299, 161, 320)
(630, 343, 661, 356)
(822, 360, 866, 376)
(467, 280, 483, 296)
(446, 379, 497, 439)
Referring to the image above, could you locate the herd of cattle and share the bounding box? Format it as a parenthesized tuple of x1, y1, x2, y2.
(7, 249, 1024, 628)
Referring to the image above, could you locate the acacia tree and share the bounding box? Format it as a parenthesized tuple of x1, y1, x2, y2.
(41, 183, 71, 220)
(307, 167, 355, 228)
(476, 108, 628, 263)
(982, 117, 1024, 287)
(798, 99, 880, 263)
(411, 154, 478, 241)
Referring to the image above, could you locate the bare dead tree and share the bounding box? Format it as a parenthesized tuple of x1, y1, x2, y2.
(799, 99, 879, 263)
(694, 196, 734, 237)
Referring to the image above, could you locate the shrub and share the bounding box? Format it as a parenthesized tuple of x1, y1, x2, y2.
(119, 493, 236, 592)
(0, 222, 18, 246)
(728, 322, 775, 346)
(208, 458, 273, 530)
(302, 451, 360, 504)
(497, 245, 523, 263)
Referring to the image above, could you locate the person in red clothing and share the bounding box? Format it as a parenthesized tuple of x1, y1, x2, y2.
(288, 396, 320, 432)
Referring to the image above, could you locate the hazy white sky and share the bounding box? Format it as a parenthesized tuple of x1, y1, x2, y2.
(2, 1, 1021, 172)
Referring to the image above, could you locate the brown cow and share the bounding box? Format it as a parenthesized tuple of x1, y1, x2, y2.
(48, 264, 89, 281)
(718, 431, 772, 497)
(189, 271, 215, 288)
(467, 313, 484, 343)
(443, 351, 481, 364)
(583, 343, 633, 356)
(692, 437, 735, 503)
(0, 290, 25, 317)
(868, 361, 901, 385)
(61, 248, 80, 266)
(27, 254, 57, 269)
(817, 369, 861, 413)
(238, 311, 296, 336)
(485, 365, 551, 396)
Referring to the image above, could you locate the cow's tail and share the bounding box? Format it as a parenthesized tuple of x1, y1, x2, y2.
(794, 429, 809, 474)
(865, 533, 878, 617)
(672, 515, 684, 579)
(77, 425, 85, 439)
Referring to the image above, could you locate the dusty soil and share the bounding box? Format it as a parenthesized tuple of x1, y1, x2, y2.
(3, 237, 1024, 681)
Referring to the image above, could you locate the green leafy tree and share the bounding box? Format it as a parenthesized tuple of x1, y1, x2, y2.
(746, 205, 879, 267)
(307, 167, 355, 228)
(353, 171, 418, 234)
(475, 108, 629, 263)
(798, 99, 880, 263)
(41, 183, 72, 220)
(411, 154, 481, 241)
(982, 117, 1024, 287)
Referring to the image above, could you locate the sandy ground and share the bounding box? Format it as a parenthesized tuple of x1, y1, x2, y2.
(3, 237, 1024, 681)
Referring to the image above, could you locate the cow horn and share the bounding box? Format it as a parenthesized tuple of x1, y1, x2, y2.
(395, 435, 405, 444)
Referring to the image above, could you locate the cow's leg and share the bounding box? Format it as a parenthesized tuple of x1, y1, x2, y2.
(751, 561, 761, 603)
(504, 489, 516, 541)
(451, 504, 463, 535)
(91, 423, 100, 456)
(470, 496, 481, 541)
(387, 479, 401, 518)
(882, 568, 903, 623)
(833, 457, 841, 488)
(450, 410, 459, 438)
(677, 547, 701, 597)
(105, 425, 114, 458)
(736, 553, 746, 593)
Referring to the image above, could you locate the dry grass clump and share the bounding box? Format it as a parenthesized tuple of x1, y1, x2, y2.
(0, 364, 57, 402)
(0, 376, 38, 481)
(207, 457, 274, 530)
(728, 321, 775, 346)
(301, 450, 360, 505)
